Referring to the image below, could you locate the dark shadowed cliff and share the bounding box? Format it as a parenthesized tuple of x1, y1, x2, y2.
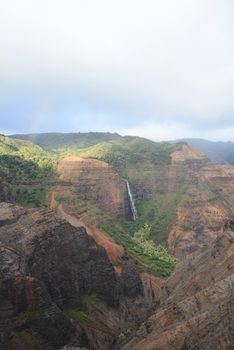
(0, 203, 156, 350)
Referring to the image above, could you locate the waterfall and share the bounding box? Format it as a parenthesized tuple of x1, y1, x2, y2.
(125, 180, 138, 221)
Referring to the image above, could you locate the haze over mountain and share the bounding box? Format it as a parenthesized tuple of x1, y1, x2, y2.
(178, 138, 234, 165)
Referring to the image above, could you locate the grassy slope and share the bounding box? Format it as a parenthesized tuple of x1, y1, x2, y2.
(0, 135, 58, 207)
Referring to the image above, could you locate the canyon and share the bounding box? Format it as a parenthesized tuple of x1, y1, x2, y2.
(53, 142, 234, 260)
(0, 133, 234, 349)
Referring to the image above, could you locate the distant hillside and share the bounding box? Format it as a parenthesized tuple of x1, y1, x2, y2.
(179, 138, 234, 164)
(12, 132, 122, 150)
(14, 133, 234, 165)
(12, 132, 181, 169)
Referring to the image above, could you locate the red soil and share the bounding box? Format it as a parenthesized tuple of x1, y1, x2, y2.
(57, 204, 124, 263)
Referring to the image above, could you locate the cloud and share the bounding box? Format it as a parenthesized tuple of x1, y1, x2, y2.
(118, 123, 234, 142)
(0, 0, 234, 139)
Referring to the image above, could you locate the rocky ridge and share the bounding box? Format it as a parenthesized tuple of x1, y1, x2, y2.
(0, 203, 156, 350)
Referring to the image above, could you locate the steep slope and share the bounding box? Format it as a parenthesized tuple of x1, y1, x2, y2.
(0, 203, 157, 350)
(57, 203, 125, 264)
(124, 220, 234, 350)
(167, 145, 234, 256)
(57, 157, 131, 219)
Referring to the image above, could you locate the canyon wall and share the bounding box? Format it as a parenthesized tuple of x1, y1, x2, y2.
(124, 220, 234, 350)
(58, 157, 131, 220)
(125, 144, 234, 257)
(0, 203, 156, 350)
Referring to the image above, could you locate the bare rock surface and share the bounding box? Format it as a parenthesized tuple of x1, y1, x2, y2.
(0, 203, 156, 350)
(58, 157, 131, 219)
(124, 223, 234, 350)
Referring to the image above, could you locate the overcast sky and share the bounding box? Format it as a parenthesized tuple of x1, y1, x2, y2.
(0, 0, 234, 141)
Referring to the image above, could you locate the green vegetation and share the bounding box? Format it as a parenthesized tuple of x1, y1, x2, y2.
(137, 190, 184, 242)
(0, 135, 57, 171)
(12, 132, 182, 170)
(12, 132, 122, 150)
(67, 308, 89, 323)
(16, 187, 49, 207)
(55, 190, 176, 277)
(83, 293, 102, 309)
(130, 224, 176, 277)
(17, 330, 40, 350)
(76, 138, 178, 169)
(118, 329, 132, 346)
(0, 135, 58, 207)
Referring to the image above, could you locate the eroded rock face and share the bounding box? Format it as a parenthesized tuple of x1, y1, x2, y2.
(167, 146, 234, 257)
(0, 203, 119, 349)
(0, 274, 84, 350)
(124, 223, 234, 350)
(0, 203, 155, 350)
(58, 157, 131, 220)
(120, 266, 144, 298)
(56, 204, 125, 264)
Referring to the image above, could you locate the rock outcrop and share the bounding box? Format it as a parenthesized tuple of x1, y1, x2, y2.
(0, 203, 156, 350)
(120, 265, 144, 298)
(124, 221, 234, 350)
(58, 157, 131, 220)
(56, 203, 124, 264)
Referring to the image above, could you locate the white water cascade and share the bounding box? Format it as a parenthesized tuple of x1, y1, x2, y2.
(125, 180, 138, 221)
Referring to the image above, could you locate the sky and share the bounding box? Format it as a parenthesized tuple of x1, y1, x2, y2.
(0, 0, 234, 141)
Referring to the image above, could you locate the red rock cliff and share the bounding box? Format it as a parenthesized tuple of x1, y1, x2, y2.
(58, 157, 131, 220)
